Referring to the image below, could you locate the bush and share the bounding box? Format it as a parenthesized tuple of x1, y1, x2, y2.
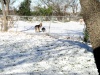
(83, 29, 89, 43)
(17, 0, 31, 16)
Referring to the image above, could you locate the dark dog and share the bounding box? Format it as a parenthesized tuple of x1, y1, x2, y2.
(42, 27, 46, 32)
(35, 23, 42, 32)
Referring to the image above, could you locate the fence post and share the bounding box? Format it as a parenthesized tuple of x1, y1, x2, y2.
(16, 16, 19, 33)
(49, 16, 52, 34)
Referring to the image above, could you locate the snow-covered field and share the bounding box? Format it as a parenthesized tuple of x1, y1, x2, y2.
(9, 21, 84, 37)
(0, 21, 98, 75)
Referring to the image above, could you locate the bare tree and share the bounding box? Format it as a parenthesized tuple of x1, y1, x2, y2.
(36, 0, 80, 16)
(5, 0, 10, 15)
(70, 0, 79, 15)
(1, 0, 8, 31)
(80, 0, 100, 74)
(38, 0, 71, 16)
(0, 0, 16, 31)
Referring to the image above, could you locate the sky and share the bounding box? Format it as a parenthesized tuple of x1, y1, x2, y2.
(13, 0, 24, 7)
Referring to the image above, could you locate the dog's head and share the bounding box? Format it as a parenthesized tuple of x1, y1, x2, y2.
(40, 23, 42, 27)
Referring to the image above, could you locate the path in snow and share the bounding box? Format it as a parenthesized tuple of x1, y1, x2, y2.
(0, 32, 98, 75)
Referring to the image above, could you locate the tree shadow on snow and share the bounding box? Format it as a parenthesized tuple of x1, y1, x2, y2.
(0, 36, 93, 75)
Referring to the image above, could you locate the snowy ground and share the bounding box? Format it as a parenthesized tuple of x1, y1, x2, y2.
(0, 21, 98, 75)
(9, 21, 85, 37)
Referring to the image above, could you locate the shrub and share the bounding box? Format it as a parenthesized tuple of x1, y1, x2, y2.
(83, 29, 89, 43)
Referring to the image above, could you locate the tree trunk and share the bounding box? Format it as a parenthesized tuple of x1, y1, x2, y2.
(1, 0, 8, 31)
(80, 0, 100, 74)
(6, 0, 10, 15)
